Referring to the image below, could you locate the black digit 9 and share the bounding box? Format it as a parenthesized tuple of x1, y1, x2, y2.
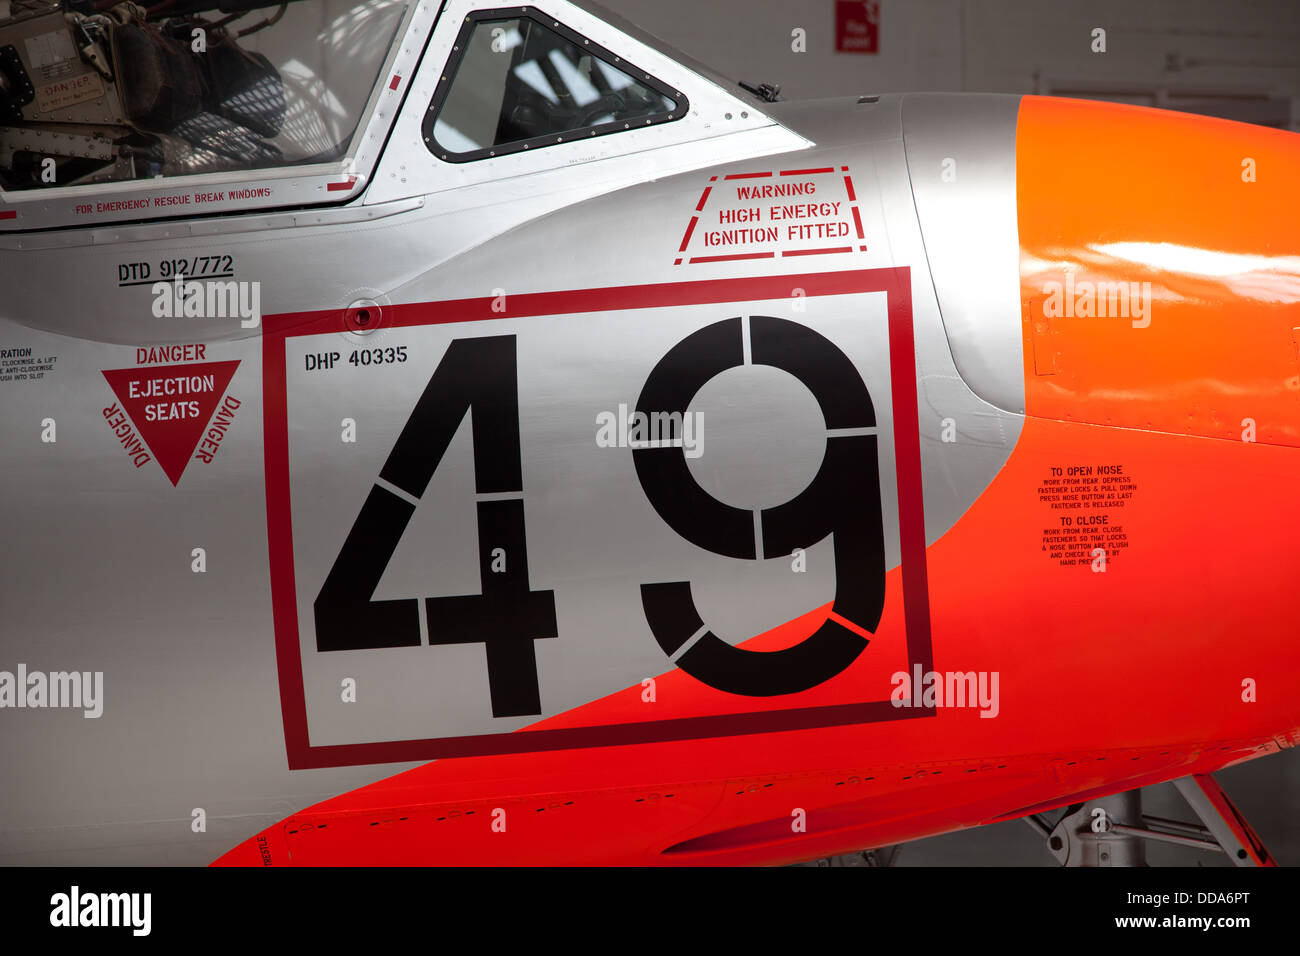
(634, 316, 886, 697)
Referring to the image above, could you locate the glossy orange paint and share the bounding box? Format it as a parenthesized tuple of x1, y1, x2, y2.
(215, 98, 1300, 866)
(1017, 95, 1300, 446)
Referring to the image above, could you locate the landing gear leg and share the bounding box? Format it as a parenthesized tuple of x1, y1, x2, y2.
(1026, 791, 1146, 866)
(1172, 774, 1274, 867)
(1024, 773, 1274, 866)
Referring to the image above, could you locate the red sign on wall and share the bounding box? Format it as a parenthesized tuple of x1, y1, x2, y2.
(835, 0, 880, 54)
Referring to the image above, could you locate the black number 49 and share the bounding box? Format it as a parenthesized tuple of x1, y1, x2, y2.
(314, 319, 886, 717)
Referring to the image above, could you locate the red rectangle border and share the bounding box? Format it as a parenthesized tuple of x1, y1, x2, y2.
(263, 267, 932, 768)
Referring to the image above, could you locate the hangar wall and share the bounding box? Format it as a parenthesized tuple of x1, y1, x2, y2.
(598, 0, 1300, 130)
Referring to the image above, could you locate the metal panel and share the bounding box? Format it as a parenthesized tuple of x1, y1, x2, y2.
(902, 92, 1026, 414)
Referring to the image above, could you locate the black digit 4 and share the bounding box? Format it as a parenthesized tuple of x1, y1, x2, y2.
(313, 335, 557, 718)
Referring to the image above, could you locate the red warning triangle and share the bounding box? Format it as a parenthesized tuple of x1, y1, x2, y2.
(102, 360, 239, 486)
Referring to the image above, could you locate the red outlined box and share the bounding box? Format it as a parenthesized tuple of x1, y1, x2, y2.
(263, 268, 931, 769)
(675, 168, 867, 265)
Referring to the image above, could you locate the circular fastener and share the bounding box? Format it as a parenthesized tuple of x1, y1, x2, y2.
(344, 299, 384, 335)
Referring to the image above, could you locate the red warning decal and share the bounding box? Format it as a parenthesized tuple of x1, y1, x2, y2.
(101, 360, 240, 485)
(674, 166, 867, 265)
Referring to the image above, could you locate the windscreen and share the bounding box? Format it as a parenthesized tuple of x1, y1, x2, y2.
(426, 11, 682, 162)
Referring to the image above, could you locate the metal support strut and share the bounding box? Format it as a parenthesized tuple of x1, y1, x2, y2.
(1024, 773, 1274, 866)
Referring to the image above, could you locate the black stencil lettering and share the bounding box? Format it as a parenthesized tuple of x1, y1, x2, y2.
(633, 318, 753, 558)
(636, 316, 886, 696)
(380, 335, 521, 497)
(427, 499, 558, 718)
(315, 485, 421, 651)
(314, 335, 555, 717)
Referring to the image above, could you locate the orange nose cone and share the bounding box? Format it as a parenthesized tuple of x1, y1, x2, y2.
(1016, 95, 1300, 446)
(1011, 96, 1300, 748)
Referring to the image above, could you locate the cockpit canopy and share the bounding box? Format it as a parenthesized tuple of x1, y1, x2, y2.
(0, 0, 408, 190)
